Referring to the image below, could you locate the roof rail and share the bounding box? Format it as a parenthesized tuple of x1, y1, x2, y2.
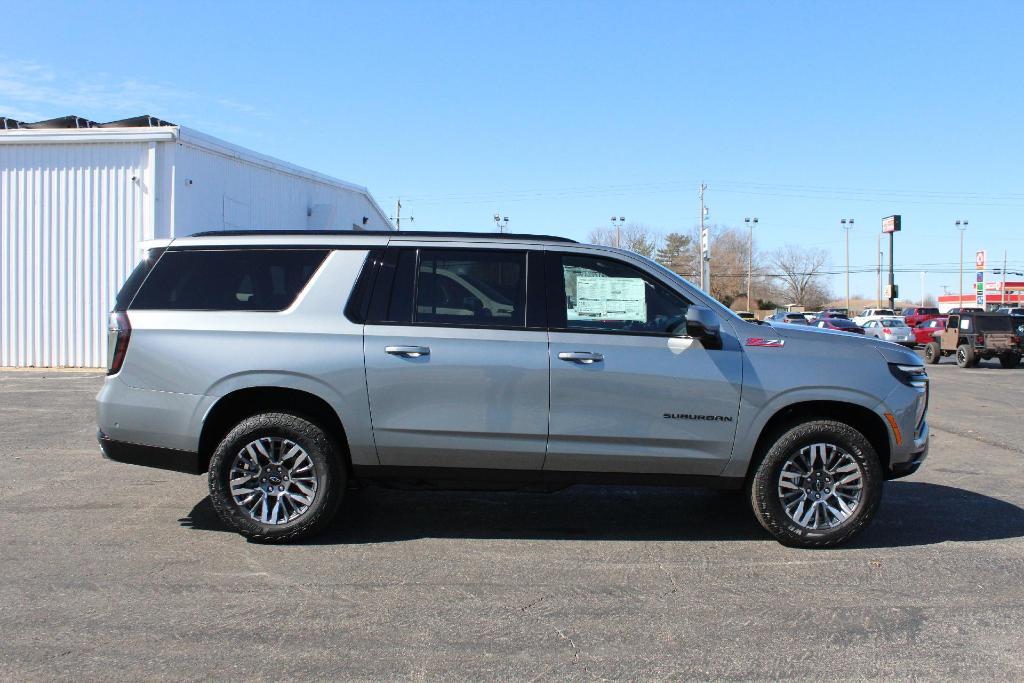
(186, 229, 578, 243)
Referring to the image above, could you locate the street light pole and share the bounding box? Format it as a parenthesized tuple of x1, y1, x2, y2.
(841, 219, 854, 312)
(744, 217, 758, 310)
(956, 220, 968, 307)
(610, 216, 625, 248)
(493, 213, 509, 233)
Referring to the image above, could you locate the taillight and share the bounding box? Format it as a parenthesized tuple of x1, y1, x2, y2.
(106, 311, 131, 375)
(976, 334, 984, 345)
(882, 327, 892, 333)
(1013, 335, 1020, 345)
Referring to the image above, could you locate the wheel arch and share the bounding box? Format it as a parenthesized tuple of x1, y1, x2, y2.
(198, 387, 352, 475)
(743, 400, 891, 483)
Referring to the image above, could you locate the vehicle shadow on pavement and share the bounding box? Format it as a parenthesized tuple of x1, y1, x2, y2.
(179, 480, 1024, 548)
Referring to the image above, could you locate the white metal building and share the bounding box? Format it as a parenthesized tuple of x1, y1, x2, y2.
(0, 115, 392, 367)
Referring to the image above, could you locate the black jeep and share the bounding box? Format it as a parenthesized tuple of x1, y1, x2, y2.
(924, 312, 1022, 368)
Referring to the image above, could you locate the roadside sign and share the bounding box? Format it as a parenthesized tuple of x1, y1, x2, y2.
(882, 215, 901, 233)
(976, 250, 986, 269)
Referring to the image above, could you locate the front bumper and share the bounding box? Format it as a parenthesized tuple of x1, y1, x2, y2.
(886, 420, 929, 479)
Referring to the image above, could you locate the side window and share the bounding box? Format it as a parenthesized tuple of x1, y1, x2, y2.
(130, 249, 328, 311)
(555, 254, 689, 334)
(414, 250, 526, 327)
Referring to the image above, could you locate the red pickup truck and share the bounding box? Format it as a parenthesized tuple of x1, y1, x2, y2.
(901, 306, 941, 328)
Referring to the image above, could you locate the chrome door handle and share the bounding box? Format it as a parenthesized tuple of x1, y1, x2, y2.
(558, 351, 604, 364)
(385, 345, 430, 358)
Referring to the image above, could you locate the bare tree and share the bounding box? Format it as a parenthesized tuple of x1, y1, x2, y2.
(772, 244, 831, 308)
(587, 223, 661, 258)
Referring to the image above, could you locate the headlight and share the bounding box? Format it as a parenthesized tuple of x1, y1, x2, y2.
(889, 363, 928, 389)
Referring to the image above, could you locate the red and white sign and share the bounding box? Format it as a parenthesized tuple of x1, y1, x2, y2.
(976, 250, 987, 269)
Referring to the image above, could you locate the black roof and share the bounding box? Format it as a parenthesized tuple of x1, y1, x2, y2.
(188, 229, 577, 243)
(0, 114, 176, 130)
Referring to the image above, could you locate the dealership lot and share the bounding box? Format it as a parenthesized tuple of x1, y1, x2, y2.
(2, 360, 1023, 680)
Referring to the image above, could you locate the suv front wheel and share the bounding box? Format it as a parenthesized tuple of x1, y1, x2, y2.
(749, 420, 883, 548)
(208, 412, 344, 542)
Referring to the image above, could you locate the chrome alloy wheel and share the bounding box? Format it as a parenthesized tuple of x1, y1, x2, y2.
(229, 437, 318, 525)
(778, 443, 864, 530)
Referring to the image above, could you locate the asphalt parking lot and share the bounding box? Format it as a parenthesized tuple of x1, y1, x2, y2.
(2, 357, 1023, 680)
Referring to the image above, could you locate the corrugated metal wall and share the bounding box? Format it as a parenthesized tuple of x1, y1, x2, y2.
(1, 142, 152, 367)
(172, 141, 391, 234)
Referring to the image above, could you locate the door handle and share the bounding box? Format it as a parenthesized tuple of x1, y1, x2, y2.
(558, 351, 604, 364)
(385, 345, 430, 358)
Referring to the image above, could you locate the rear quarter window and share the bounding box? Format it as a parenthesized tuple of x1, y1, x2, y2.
(130, 249, 329, 311)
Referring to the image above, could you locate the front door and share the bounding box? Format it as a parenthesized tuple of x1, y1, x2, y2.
(544, 251, 743, 475)
(363, 247, 549, 470)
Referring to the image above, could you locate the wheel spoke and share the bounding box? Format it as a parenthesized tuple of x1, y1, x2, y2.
(778, 442, 864, 531)
(230, 436, 318, 526)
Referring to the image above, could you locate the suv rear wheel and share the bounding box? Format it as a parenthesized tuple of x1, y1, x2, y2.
(999, 352, 1021, 369)
(956, 344, 976, 368)
(208, 412, 344, 542)
(749, 420, 883, 548)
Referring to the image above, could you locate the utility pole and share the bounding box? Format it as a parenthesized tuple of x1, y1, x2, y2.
(841, 219, 854, 312)
(956, 220, 968, 308)
(394, 199, 401, 231)
(876, 233, 882, 308)
(1002, 250, 1008, 307)
(920, 271, 925, 307)
(744, 217, 758, 310)
(699, 183, 708, 291)
(610, 216, 625, 248)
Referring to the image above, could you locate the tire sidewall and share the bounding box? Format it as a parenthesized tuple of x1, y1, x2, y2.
(749, 420, 883, 548)
(208, 412, 344, 542)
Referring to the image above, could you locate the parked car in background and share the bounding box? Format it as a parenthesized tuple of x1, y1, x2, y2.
(802, 311, 821, 322)
(766, 312, 809, 325)
(994, 307, 1024, 316)
(812, 317, 865, 334)
(924, 311, 1022, 367)
(912, 317, 947, 346)
(852, 308, 896, 326)
(862, 318, 915, 346)
(818, 311, 850, 320)
(947, 307, 984, 315)
(822, 307, 848, 317)
(901, 307, 941, 328)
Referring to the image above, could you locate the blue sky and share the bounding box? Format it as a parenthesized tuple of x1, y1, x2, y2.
(3, 0, 1023, 300)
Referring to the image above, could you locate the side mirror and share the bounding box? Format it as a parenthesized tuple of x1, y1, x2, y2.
(682, 306, 722, 349)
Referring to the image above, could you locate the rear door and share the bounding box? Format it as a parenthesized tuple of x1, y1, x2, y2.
(544, 250, 743, 475)
(362, 246, 550, 470)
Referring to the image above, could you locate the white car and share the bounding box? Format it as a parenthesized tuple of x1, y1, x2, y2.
(862, 318, 915, 346)
(852, 308, 898, 326)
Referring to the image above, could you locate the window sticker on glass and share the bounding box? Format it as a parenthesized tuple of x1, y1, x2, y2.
(571, 276, 646, 321)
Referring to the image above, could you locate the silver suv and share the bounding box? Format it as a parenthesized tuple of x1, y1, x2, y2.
(98, 231, 929, 547)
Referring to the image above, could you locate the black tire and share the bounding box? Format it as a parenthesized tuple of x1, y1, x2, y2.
(748, 420, 883, 548)
(956, 344, 975, 368)
(208, 412, 345, 542)
(924, 342, 941, 364)
(999, 352, 1021, 369)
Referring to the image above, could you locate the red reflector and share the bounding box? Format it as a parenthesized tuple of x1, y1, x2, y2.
(976, 334, 984, 345)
